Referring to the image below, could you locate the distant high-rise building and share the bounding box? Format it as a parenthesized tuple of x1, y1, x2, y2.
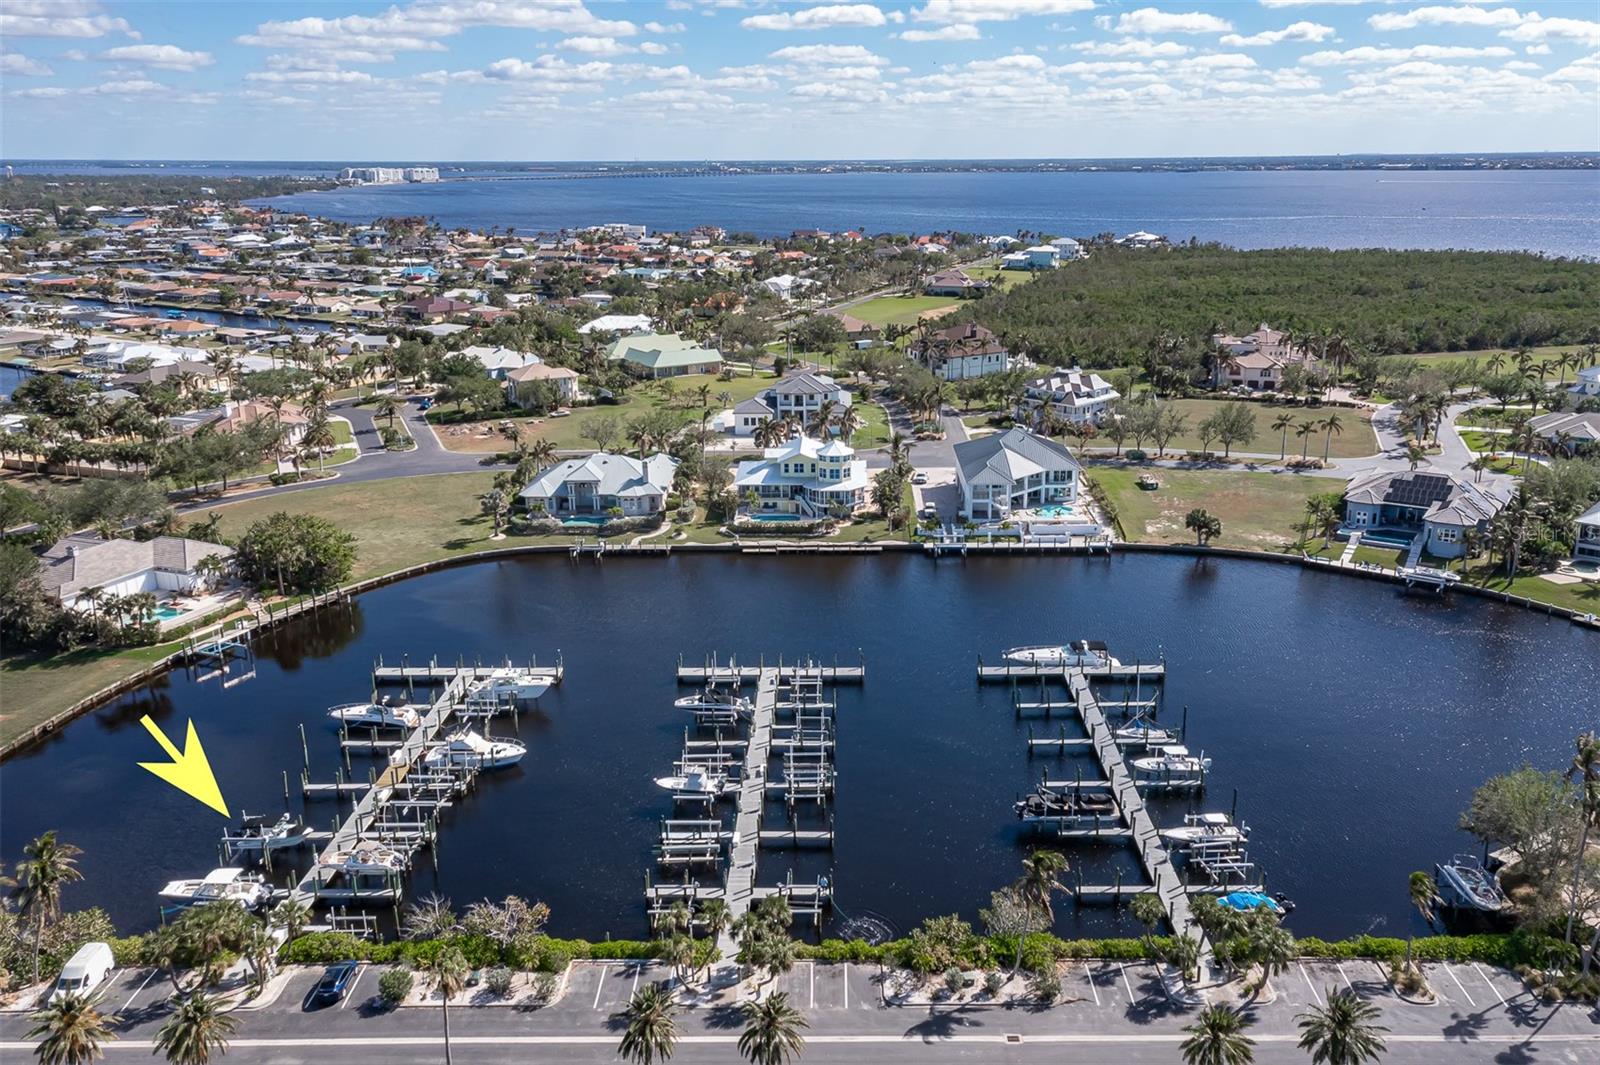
(404, 167, 440, 183)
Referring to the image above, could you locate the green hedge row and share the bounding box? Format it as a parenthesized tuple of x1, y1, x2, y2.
(276, 933, 715, 970)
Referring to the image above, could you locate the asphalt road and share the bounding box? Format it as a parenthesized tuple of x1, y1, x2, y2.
(4, 958, 1594, 1064)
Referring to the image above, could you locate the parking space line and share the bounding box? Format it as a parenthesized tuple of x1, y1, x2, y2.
(121, 969, 157, 1013)
(1299, 963, 1323, 1006)
(591, 965, 608, 1010)
(1334, 962, 1355, 993)
(843, 964, 848, 1010)
(1370, 960, 1396, 996)
(1083, 962, 1101, 1007)
(341, 965, 364, 1009)
(630, 966, 640, 1000)
(1445, 965, 1476, 1008)
(1472, 964, 1507, 1007)
(1117, 963, 1135, 1004)
(808, 962, 815, 1010)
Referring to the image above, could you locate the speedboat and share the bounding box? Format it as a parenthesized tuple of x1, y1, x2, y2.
(226, 811, 309, 853)
(1113, 717, 1180, 745)
(325, 841, 408, 874)
(1003, 640, 1121, 669)
(1218, 891, 1284, 915)
(654, 767, 738, 796)
(675, 690, 753, 714)
(1160, 812, 1248, 848)
(1131, 745, 1211, 775)
(159, 867, 272, 910)
(1435, 854, 1507, 913)
(329, 699, 420, 729)
(463, 668, 556, 711)
(1014, 784, 1118, 821)
(422, 730, 526, 769)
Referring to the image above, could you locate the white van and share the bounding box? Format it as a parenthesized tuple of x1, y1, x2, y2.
(48, 942, 114, 1003)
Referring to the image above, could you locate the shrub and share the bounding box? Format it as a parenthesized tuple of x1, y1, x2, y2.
(484, 966, 514, 999)
(943, 967, 965, 998)
(1124, 449, 1148, 462)
(796, 939, 886, 964)
(377, 967, 413, 1008)
(532, 972, 560, 1001)
(983, 971, 1006, 997)
(1027, 967, 1061, 1003)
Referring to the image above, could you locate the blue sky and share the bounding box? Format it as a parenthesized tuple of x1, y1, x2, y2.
(1, 1, 1597, 160)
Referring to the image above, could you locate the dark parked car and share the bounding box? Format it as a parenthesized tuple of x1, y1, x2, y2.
(309, 960, 360, 1007)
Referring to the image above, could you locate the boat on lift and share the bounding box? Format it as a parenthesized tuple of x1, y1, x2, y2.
(1014, 784, 1118, 821)
(1113, 715, 1179, 745)
(328, 698, 420, 729)
(158, 867, 272, 910)
(653, 767, 738, 796)
(675, 689, 753, 714)
(1130, 745, 1211, 775)
(1435, 854, 1508, 913)
(462, 668, 557, 712)
(1002, 639, 1121, 669)
(422, 730, 526, 769)
(224, 811, 309, 854)
(324, 840, 408, 874)
(1160, 812, 1248, 848)
(1218, 891, 1286, 915)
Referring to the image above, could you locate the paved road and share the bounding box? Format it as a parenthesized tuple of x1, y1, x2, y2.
(5, 959, 1593, 1064)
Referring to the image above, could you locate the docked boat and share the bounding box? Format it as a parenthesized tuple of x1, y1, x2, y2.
(463, 668, 557, 711)
(159, 867, 272, 910)
(1131, 745, 1211, 776)
(1435, 854, 1507, 913)
(422, 730, 526, 769)
(653, 767, 738, 796)
(325, 840, 408, 874)
(1014, 784, 1118, 821)
(675, 690, 753, 714)
(1113, 717, 1179, 745)
(1160, 812, 1248, 848)
(224, 812, 309, 853)
(1218, 891, 1285, 915)
(328, 699, 420, 729)
(1003, 640, 1121, 669)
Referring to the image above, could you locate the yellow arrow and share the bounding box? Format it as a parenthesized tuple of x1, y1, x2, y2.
(137, 716, 230, 817)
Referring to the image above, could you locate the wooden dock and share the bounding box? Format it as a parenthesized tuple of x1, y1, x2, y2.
(676, 653, 864, 686)
(977, 661, 1166, 683)
(719, 669, 777, 954)
(372, 656, 564, 687)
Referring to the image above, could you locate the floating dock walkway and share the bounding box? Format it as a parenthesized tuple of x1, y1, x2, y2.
(676, 652, 864, 686)
(372, 655, 564, 687)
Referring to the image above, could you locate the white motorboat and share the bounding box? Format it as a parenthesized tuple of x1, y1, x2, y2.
(653, 768, 737, 796)
(159, 867, 272, 910)
(1435, 854, 1507, 913)
(1113, 718, 1179, 745)
(422, 730, 526, 769)
(329, 699, 420, 729)
(325, 840, 408, 874)
(463, 668, 557, 712)
(1160, 812, 1248, 847)
(1003, 639, 1121, 669)
(675, 691, 753, 714)
(1131, 745, 1211, 775)
(224, 812, 309, 853)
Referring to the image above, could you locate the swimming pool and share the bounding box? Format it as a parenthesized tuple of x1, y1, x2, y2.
(152, 604, 185, 621)
(1359, 530, 1417, 548)
(561, 516, 608, 527)
(748, 513, 804, 522)
(1030, 505, 1077, 520)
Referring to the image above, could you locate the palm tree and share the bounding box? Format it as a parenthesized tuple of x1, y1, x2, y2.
(428, 944, 470, 1065)
(1271, 412, 1294, 461)
(1295, 989, 1388, 1065)
(154, 992, 236, 1065)
(26, 992, 114, 1064)
(1320, 413, 1343, 462)
(835, 405, 865, 446)
(1295, 420, 1317, 461)
(1405, 444, 1426, 471)
(1403, 871, 1440, 979)
(1015, 848, 1069, 921)
(11, 831, 83, 985)
(618, 983, 678, 1064)
(375, 394, 401, 428)
(526, 438, 557, 471)
(738, 990, 808, 1065)
(1180, 1004, 1255, 1065)
(1564, 731, 1600, 946)
(807, 398, 839, 439)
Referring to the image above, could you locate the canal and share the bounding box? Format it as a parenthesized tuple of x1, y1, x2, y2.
(3, 553, 1595, 943)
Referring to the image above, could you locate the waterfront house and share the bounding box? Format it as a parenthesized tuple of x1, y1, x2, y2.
(954, 427, 1082, 522)
(577, 313, 654, 336)
(1001, 245, 1061, 271)
(38, 533, 234, 609)
(1341, 470, 1500, 559)
(924, 269, 990, 297)
(505, 363, 580, 407)
(1529, 411, 1600, 455)
(1016, 368, 1121, 426)
(460, 344, 539, 380)
(1049, 237, 1086, 260)
(1571, 365, 1600, 398)
(112, 360, 218, 391)
(911, 322, 1011, 381)
(1576, 501, 1600, 565)
(732, 435, 869, 518)
(604, 332, 723, 379)
(1210, 324, 1318, 391)
(519, 452, 676, 518)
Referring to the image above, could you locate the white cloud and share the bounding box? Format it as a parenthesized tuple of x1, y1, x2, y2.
(792, 81, 889, 103)
(1500, 15, 1600, 47)
(912, 1, 1096, 26)
(1258, 1, 1369, 7)
(0, 52, 54, 76)
(1301, 45, 1516, 65)
(1220, 21, 1334, 47)
(245, 69, 378, 84)
(769, 44, 889, 66)
(60, 49, 88, 61)
(1545, 53, 1600, 83)
(98, 44, 214, 71)
(1369, 6, 1522, 33)
(639, 42, 670, 55)
(84, 78, 163, 95)
(1525, 43, 1551, 55)
(1072, 38, 1190, 57)
(742, 5, 887, 31)
(559, 36, 634, 56)
(897, 25, 982, 42)
(1502, 60, 1541, 70)
(482, 54, 614, 93)
(1115, 9, 1232, 35)
(0, 1, 133, 39)
(643, 21, 686, 34)
(11, 87, 74, 99)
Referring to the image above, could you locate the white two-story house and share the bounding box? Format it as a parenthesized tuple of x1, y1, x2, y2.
(1576, 501, 1600, 566)
(732, 436, 869, 518)
(1016, 368, 1121, 426)
(729, 371, 851, 437)
(519, 452, 678, 518)
(912, 323, 1011, 382)
(954, 427, 1082, 522)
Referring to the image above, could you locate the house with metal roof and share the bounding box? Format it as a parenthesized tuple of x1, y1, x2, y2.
(38, 534, 234, 609)
(1016, 368, 1120, 426)
(727, 371, 852, 436)
(518, 452, 677, 518)
(1341, 470, 1500, 559)
(954, 427, 1082, 522)
(732, 436, 869, 518)
(1528, 410, 1600, 455)
(603, 332, 723, 379)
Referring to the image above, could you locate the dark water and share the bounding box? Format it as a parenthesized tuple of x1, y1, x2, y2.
(248, 170, 1600, 257)
(4, 554, 1597, 944)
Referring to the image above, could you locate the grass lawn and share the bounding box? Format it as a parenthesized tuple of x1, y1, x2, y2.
(1092, 466, 1331, 550)
(2, 642, 180, 750)
(964, 266, 1032, 291)
(845, 294, 959, 328)
(1458, 429, 1511, 452)
(1306, 542, 1406, 568)
(1113, 399, 1378, 459)
(1461, 563, 1600, 615)
(1383, 344, 1588, 373)
(850, 401, 890, 448)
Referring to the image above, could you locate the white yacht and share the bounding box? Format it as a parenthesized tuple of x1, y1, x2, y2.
(675, 691, 753, 714)
(1131, 745, 1211, 775)
(329, 700, 420, 729)
(422, 730, 526, 769)
(1003, 640, 1121, 669)
(653, 767, 737, 796)
(463, 668, 557, 712)
(159, 867, 272, 910)
(1160, 812, 1248, 847)
(1435, 854, 1508, 913)
(224, 812, 309, 854)
(1113, 718, 1180, 745)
